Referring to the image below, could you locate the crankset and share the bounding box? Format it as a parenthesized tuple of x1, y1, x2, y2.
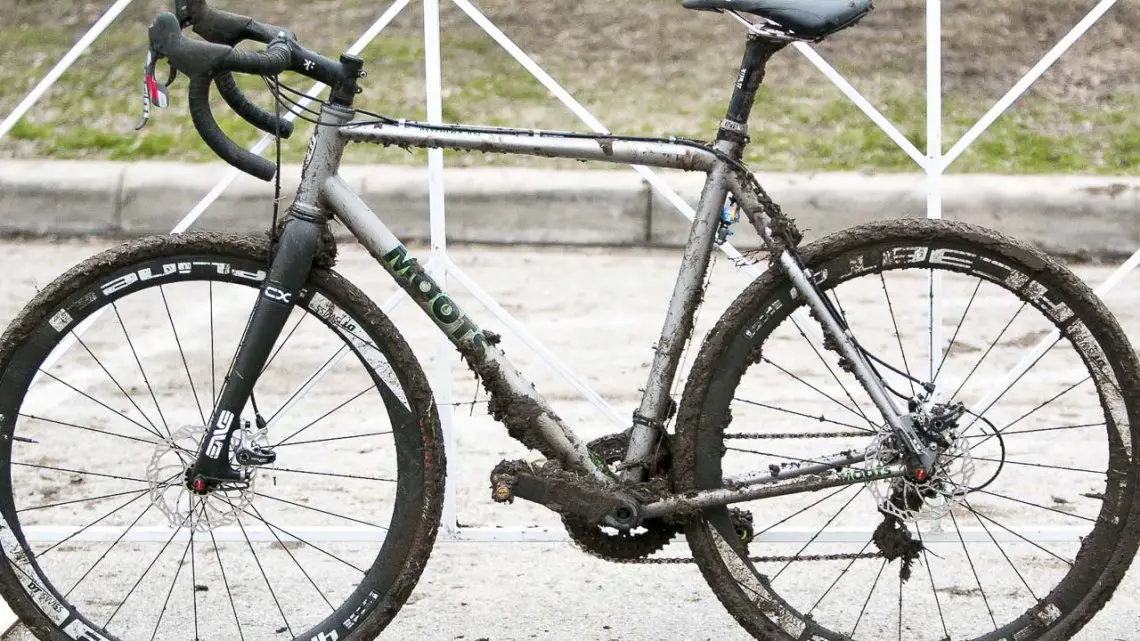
(561, 433, 680, 560)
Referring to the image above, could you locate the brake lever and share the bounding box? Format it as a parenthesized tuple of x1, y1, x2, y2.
(135, 48, 171, 131)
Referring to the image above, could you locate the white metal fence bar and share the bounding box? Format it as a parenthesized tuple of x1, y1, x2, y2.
(17, 524, 1087, 545)
(0, 0, 136, 140)
(942, 0, 1120, 170)
(791, 43, 927, 170)
(444, 257, 627, 429)
(421, 0, 462, 541)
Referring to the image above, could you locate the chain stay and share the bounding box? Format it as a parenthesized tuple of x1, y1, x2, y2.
(724, 431, 869, 439)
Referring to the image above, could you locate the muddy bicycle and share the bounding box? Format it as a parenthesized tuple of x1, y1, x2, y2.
(1, 1, 1138, 639)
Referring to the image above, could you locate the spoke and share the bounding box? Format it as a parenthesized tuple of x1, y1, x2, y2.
(972, 457, 1103, 475)
(732, 397, 871, 432)
(787, 320, 875, 425)
(852, 557, 888, 637)
(763, 357, 872, 426)
(756, 485, 855, 538)
(974, 489, 1095, 523)
(915, 526, 950, 641)
(935, 279, 982, 384)
(964, 504, 1074, 566)
(272, 430, 393, 448)
(268, 467, 396, 484)
(234, 513, 293, 636)
(207, 513, 246, 641)
(18, 413, 160, 446)
(112, 302, 171, 437)
(243, 503, 366, 573)
(965, 499, 1038, 601)
(773, 486, 866, 582)
(969, 337, 1062, 425)
(38, 483, 163, 556)
(149, 530, 193, 641)
(273, 386, 374, 448)
(949, 302, 1027, 400)
(929, 267, 934, 386)
(190, 497, 200, 641)
(255, 491, 390, 530)
(1000, 376, 1089, 433)
(964, 422, 1103, 438)
(104, 519, 182, 627)
(267, 348, 344, 425)
(69, 332, 159, 432)
(262, 312, 307, 376)
(38, 371, 162, 440)
(160, 285, 206, 425)
(897, 567, 903, 641)
(19, 484, 169, 514)
(880, 273, 915, 396)
(243, 502, 334, 610)
(949, 510, 997, 628)
(65, 501, 154, 597)
(13, 461, 154, 484)
(807, 539, 874, 615)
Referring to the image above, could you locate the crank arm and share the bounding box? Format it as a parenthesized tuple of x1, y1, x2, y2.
(639, 465, 905, 521)
(490, 459, 639, 527)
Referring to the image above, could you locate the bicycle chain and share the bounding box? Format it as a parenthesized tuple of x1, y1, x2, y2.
(618, 551, 883, 565)
(566, 431, 882, 565)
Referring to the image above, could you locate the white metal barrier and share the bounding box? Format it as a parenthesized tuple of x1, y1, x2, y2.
(0, 0, 1130, 553)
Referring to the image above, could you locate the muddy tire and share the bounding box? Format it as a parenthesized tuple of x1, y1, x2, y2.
(675, 219, 1140, 640)
(0, 233, 445, 641)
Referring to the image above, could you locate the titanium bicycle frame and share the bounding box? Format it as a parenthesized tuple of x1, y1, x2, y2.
(192, 36, 934, 520)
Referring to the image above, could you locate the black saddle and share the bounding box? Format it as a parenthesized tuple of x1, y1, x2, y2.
(681, 0, 873, 41)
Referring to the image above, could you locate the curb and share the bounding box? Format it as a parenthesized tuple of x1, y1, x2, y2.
(2, 160, 1139, 257)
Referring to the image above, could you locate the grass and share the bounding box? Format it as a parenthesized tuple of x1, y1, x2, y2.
(3, 0, 1140, 174)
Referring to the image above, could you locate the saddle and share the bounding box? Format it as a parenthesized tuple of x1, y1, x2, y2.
(681, 0, 874, 41)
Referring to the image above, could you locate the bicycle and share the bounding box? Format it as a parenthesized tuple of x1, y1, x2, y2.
(1, 0, 1138, 639)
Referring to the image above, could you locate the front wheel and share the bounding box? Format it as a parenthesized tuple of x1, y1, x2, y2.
(676, 219, 1140, 641)
(0, 233, 445, 641)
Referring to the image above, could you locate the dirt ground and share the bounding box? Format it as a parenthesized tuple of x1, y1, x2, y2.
(0, 230, 1139, 640)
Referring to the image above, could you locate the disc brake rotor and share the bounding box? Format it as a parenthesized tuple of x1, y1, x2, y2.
(146, 424, 256, 531)
(865, 425, 976, 522)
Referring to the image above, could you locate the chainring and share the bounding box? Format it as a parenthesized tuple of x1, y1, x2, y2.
(562, 433, 680, 561)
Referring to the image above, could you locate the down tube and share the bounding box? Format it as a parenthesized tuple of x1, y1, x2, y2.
(320, 175, 608, 480)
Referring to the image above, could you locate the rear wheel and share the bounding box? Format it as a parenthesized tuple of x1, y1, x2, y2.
(0, 233, 445, 641)
(677, 219, 1140, 640)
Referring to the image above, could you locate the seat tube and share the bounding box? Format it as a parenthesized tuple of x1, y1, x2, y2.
(622, 35, 785, 482)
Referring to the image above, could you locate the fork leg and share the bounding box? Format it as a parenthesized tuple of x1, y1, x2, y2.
(189, 211, 325, 483)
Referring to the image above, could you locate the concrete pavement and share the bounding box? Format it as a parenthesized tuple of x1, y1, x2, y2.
(3, 161, 1140, 257)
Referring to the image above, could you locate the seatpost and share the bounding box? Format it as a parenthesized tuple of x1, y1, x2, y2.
(716, 35, 786, 148)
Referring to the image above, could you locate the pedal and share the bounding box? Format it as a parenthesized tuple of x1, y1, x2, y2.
(490, 459, 634, 525)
